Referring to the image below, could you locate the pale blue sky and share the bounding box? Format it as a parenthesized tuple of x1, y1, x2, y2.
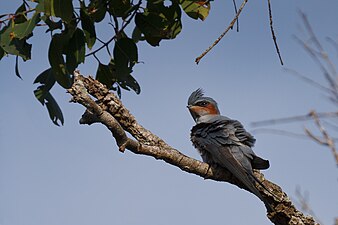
(1, 1, 338, 225)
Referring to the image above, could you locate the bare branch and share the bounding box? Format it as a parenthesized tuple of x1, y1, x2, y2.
(308, 111, 338, 166)
(251, 111, 338, 127)
(252, 128, 320, 140)
(68, 71, 320, 225)
(283, 68, 335, 95)
(295, 187, 324, 225)
(232, 0, 239, 32)
(195, 0, 248, 64)
(267, 0, 283, 65)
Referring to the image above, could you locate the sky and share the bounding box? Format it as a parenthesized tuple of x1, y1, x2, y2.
(1, 1, 338, 225)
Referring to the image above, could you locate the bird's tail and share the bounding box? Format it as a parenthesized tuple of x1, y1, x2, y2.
(247, 173, 277, 212)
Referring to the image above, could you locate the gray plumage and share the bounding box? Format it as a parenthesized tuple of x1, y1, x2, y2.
(188, 89, 272, 211)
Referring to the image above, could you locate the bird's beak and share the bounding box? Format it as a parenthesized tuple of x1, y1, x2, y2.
(187, 105, 199, 122)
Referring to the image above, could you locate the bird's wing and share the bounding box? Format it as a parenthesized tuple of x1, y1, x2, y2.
(192, 120, 259, 191)
(214, 118, 270, 170)
(191, 121, 272, 210)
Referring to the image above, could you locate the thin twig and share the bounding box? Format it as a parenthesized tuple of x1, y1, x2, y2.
(284, 68, 335, 94)
(298, 12, 338, 96)
(195, 0, 248, 64)
(251, 128, 325, 140)
(326, 37, 338, 57)
(304, 128, 327, 145)
(85, 0, 141, 57)
(251, 111, 338, 127)
(232, 0, 239, 32)
(308, 111, 338, 166)
(295, 187, 324, 225)
(267, 0, 283, 65)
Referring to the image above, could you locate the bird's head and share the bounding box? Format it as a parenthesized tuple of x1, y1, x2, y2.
(187, 88, 220, 123)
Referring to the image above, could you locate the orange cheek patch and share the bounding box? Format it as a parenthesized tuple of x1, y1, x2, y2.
(190, 105, 218, 115)
(205, 104, 219, 114)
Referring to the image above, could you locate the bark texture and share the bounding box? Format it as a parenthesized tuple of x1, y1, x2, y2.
(68, 71, 319, 225)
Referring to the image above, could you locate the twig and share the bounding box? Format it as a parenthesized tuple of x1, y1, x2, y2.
(267, 0, 283, 65)
(85, 0, 141, 57)
(232, 0, 239, 32)
(195, 0, 248, 64)
(251, 111, 338, 127)
(295, 187, 324, 225)
(307, 111, 338, 166)
(251, 128, 324, 140)
(283, 68, 335, 94)
(0, 8, 36, 24)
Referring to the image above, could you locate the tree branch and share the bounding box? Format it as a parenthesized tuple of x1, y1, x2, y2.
(195, 0, 248, 64)
(68, 71, 319, 225)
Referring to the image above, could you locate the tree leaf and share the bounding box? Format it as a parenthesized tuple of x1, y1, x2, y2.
(45, 92, 64, 126)
(0, 26, 32, 60)
(65, 28, 85, 71)
(44, 0, 74, 23)
(113, 37, 138, 69)
(180, 0, 210, 21)
(15, 56, 22, 79)
(0, 46, 5, 60)
(11, 12, 41, 39)
(118, 74, 140, 94)
(80, 3, 96, 49)
(88, 0, 106, 22)
(42, 15, 63, 32)
(95, 62, 115, 88)
(14, 3, 27, 24)
(33, 75, 63, 126)
(108, 0, 132, 18)
(33, 68, 56, 96)
(48, 33, 72, 88)
(135, 2, 182, 46)
(132, 26, 143, 43)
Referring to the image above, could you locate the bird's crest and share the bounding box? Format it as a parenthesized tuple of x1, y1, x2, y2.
(188, 88, 204, 105)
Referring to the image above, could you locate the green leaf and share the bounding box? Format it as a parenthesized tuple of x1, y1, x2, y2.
(135, 2, 182, 46)
(15, 56, 22, 79)
(108, 0, 132, 17)
(135, 12, 164, 46)
(36, 0, 45, 13)
(0, 46, 5, 60)
(48, 33, 72, 88)
(132, 26, 143, 43)
(95, 62, 115, 88)
(34, 68, 56, 104)
(14, 3, 28, 24)
(0, 27, 32, 60)
(42, 15, 63, 32)
(11, 12, 41, 39)
(34, 72, 64, 125)
(80, 4, 96, 49)
(45, 92, 64, 126)
(119, 74, 140, 94)
(65, 28, 85, 72)
(180, 0, 210, 21)
(53, 0, 74, 23)
(44, 0, 74, 23)
(88, 0, 106, 22)
(113, 37, 138, 69)
(34, 68, 56, 92)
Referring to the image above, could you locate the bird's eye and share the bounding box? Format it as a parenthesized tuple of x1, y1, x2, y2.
(197, 101, 208, 107)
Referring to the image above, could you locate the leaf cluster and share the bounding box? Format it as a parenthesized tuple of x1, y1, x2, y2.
(0, 0, 211, 125)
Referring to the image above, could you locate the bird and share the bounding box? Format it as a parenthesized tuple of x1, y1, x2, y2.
(187, 88, 273, 211)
